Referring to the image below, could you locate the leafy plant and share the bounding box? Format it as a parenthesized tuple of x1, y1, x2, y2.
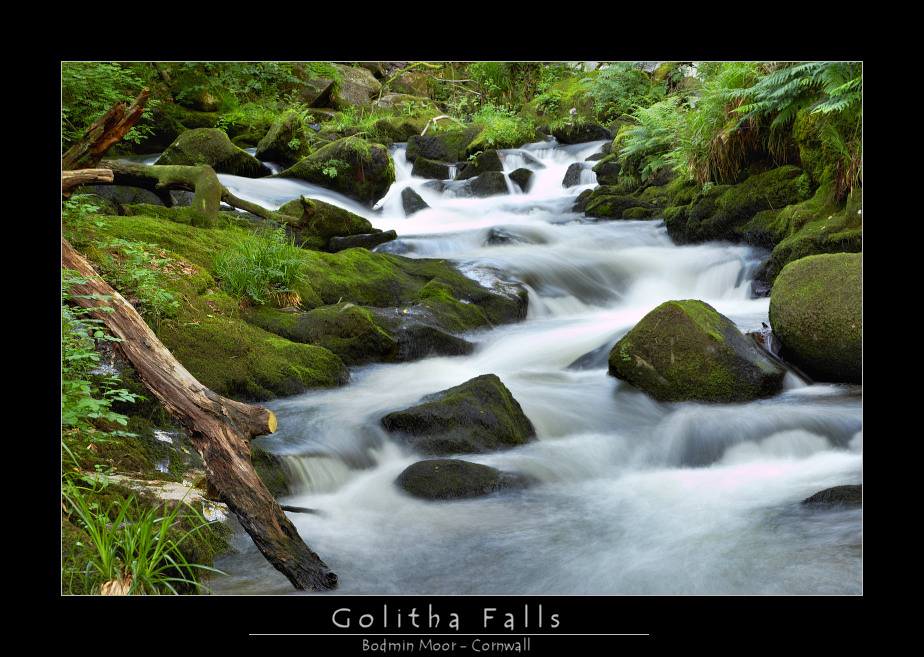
(61, 270, 144, 433)
(97, 238, 181, 332)
(581, 63, 662, 122)
(62, 483, 224, 595)
(618, 95, 686, 183)
(470, 103, 536, 149)
(61, 62, 157, 150)
(213, 227, 308, 307)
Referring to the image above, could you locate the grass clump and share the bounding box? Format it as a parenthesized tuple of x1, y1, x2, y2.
(213, 227, 308, 307)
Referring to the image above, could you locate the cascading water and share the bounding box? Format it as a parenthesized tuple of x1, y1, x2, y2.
(212, 138, 862, 596)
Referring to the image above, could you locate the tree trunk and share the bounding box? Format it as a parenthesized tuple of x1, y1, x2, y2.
(61, 237, 338, 591)
(62, 88, 151, 171)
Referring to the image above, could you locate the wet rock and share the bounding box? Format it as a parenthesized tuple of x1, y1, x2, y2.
(608, 299, 787, 403)
(508, 167, 533, 192)
(401, 187, 430, 216)
(382, 374, 537, 455)
(768, 253, 862, 383)
(395, 459, 530, 500)
(802, 484, 862, 508)
(329, 230, 398, 252)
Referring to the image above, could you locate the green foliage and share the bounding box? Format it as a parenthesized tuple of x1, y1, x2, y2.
(213, 228, 308, 307)
(736, 62, 862, 200)
(736, 62, 862, 130)
(62, 481, 224, 595)
(97, 238, 181, 332)
(61, 271, 144, 433)
(62, 196, 106, 242)
(618, 95, 685, 183)
(470, 103, 537, 149)
(61, 62, 158, 150)
(671, 62, 775, 185)
(581, 63, 663, 122)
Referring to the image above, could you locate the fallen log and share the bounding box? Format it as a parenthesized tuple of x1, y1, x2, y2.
(62, 169, 114, 199)
(63, 88, 151, 171)
(61, 237, 338, 591)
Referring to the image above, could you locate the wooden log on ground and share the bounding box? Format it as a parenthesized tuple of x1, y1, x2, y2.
(61, 237, 338, 591)
(63, 88, 151, 171)
(62, 169, 114, 199)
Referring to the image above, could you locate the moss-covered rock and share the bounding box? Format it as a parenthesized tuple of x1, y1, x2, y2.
(298, 248, 528, 329)
(244, 302, 399, 366)
(277, 196, 376, 248)
(549, 121, 612, 144)
(381, 374, 537, 455)
(608, 299, 787, 403)
(157, 128, 272, 178)
(763, 184, 862, 282)
(455, 150, 504, 181)
(768, 253, 862, 383)
(666, 166, 811, 244)
(406, 126, 483, 165)
(254, 111, 316, 169)
(158, 312, 349, 402)
(395, 459, 530, 500)
(275, 135, 395, 207)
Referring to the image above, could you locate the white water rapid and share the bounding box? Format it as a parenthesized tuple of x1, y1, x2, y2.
(211, 138, 862, 596)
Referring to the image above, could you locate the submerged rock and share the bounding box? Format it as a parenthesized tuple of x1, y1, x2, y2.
(802, 484, 862, 508)
(395, 459, 530, 500)
(382, 374, 537, 455)
(608, 299, 787, 403)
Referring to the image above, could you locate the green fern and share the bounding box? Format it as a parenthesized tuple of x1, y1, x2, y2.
(736, 61, 862, 129)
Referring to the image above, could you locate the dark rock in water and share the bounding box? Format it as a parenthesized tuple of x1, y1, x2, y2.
(567, 341, 612, 370)
(395, 458, 530, 500)
(469, 171, 509, 198)
(328, 230, 398, 252)
(401, 187, 430, 216)
(802, 484, 862, 508)
(508, 167, 533, 192)
(455, 150, 504, 181)
(411, 157, 453, 181)
(382, 373, 536, 455)
(562, 162, 589, 187)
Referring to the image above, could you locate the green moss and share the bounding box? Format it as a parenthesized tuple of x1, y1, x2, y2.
(608, 299, 785, 402)
(768, 252, 862, 382)
(159, 310, 347, 402)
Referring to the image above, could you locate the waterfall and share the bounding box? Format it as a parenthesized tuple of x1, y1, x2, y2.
(211, 139, 862, 596)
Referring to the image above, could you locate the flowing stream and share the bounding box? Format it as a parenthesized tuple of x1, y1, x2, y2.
(209, 139, 862, 595)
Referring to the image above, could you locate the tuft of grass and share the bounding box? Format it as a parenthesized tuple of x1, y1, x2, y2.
(62, 474, 224, 595)
(213, 227, 308, 307)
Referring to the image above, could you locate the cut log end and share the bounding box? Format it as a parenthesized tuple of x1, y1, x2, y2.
(268, 411, 277, 434)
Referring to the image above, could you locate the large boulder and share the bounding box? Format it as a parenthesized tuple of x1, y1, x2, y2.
(254, 111, 315, 169)
(275, 135, 395, 207)
(395, 459, 529, 500)
(277, 196, 376, 249)
(608, 299, 787, 402)
(157, 128, 272, 178)
(382, 374, 537, 455)
(768, 253, 862, 383)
